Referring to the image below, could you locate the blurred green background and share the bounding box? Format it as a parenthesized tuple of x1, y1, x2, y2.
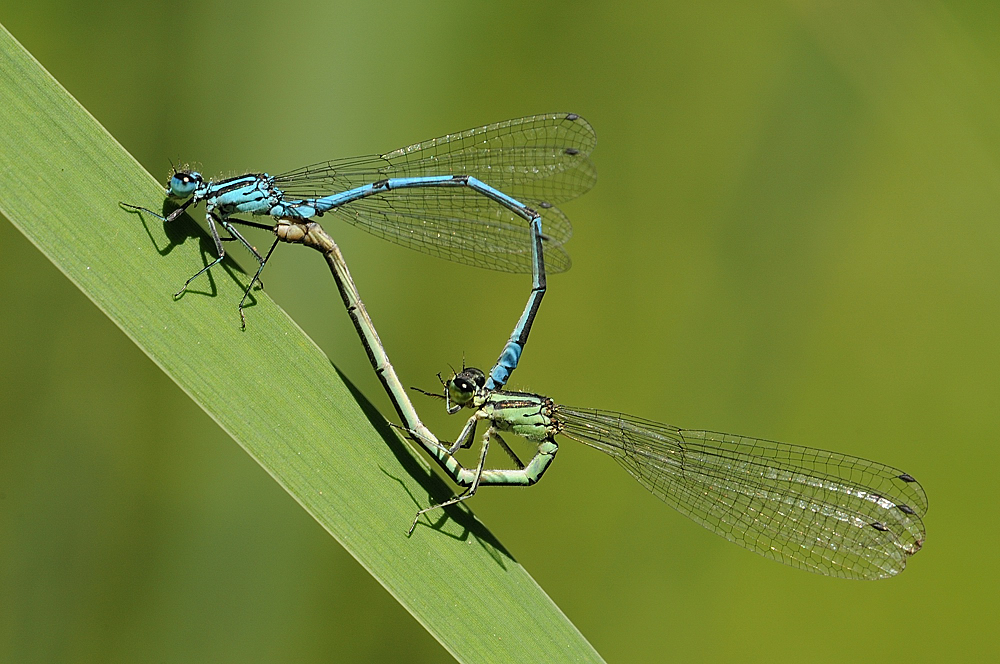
(2, 1, 996, 661)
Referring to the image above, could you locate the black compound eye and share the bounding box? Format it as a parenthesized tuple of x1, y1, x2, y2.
(463, 367, 486, 388)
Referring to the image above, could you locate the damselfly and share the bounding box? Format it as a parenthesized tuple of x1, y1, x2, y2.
(123, 113, 596, 389)
(408, 367, 927, 580)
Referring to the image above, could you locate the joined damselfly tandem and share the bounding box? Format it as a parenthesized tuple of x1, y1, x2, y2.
(272, 215, 926, 579)
(122, 113, 596, 389)
(407, 367, 926, 580)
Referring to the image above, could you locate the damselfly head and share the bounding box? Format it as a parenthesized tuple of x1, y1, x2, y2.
(166, 171, 204, 200)
(447, 367, 486, 408)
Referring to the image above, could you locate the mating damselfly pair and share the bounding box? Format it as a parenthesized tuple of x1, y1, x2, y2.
(125, 113, 926, 579)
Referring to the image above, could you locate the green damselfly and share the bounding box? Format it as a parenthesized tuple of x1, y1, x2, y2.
(410, 367, 926, 580)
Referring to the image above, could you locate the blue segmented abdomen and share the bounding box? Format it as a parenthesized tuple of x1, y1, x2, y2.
(269, 201, 320, 219)
(487, 343, 523, 389)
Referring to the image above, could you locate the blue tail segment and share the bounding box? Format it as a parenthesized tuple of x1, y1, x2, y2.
(486, 216, 547, 389)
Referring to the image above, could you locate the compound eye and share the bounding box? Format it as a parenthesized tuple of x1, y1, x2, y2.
(459, 367, 486, 388)
(447, 377, 475, 406)
(470, 370, 486, 388)
(167, 171, 201, 198)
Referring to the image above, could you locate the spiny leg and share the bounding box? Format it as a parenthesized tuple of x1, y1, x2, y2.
(219, 216, 285, 327)
(493, 432, 525, 470)
(387, 420, 454, 456)
(408, 425, 493, 535)
(117, 201, 222, 298)
(119, 199, 192, 224)
(446, 412, 480, 455)
(173, 211, 232, 298)
(235, 236, 279, 330)
(172, 211, 278, 328)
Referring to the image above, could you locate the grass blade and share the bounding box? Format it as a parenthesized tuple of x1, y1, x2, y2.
(0, 23, 603, 663)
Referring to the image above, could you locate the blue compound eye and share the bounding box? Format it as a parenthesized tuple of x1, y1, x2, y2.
(167, 171, 202, 199)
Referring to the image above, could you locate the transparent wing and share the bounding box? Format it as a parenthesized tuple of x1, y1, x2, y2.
(557, 406, 927, 579)
(332, 194, 571, 273)
(273, 113, 595, 273)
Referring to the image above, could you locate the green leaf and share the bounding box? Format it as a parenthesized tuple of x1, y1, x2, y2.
(0, 24, 602, 664)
